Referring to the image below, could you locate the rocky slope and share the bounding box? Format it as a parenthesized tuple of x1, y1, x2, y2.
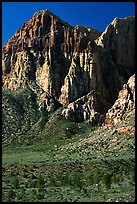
(2, 10, 135, 140)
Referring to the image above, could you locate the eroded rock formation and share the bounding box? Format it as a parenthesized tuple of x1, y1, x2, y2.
(103, 74, 135, 128)
(2, 9, 101, 100)
(62, 91, 109, 124)
(2, 10, 135, 126)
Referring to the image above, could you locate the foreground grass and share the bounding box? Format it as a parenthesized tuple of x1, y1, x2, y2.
(2, 158, 135, 202)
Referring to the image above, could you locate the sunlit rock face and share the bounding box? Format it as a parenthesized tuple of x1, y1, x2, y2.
(2, 9, 101, 100)
(103, 74, 135, 128)
(2, 10, 135, 125)
(61, 16, 135, 124)
(62, 90, 109, 124)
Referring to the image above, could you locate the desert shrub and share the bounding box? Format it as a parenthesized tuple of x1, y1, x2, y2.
(37, 175, 45, 189)
(20, 188, 25, 197)
(28, 177, 35, 188)
(94, 168, 102, 191)
(87, 174, 94, 185)
(111, 173, 122, 184)
(31, 173, 37, 179)
(128, 171, 135, 184)
(102, 172, 112, 189)
(70, 173, 83, 189)
(36, 192, 45, 200)
(7, 189, 15, 202)
(49, 177, 57, 187)
(12, 176, 19, 189)
(60, 175, 69, 186)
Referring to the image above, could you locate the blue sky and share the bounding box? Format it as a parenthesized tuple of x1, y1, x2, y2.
(2, 2, 135, 46)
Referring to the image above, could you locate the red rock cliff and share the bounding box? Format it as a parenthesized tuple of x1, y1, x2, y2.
(2, 10, 135, 125)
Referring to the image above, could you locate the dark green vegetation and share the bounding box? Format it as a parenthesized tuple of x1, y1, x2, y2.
(2, 89, 135, 202)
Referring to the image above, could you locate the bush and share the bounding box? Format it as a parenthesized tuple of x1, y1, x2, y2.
(60, 175, 69, 186)
(12, 176, 19, 189)
(70, 173, 83, 189)
(37, 175, 45, 189)
(111, 173, 122, 184)
(102, 172, 112, 189)
(94, 168, 102, 191)
(7, 189, 15, 202)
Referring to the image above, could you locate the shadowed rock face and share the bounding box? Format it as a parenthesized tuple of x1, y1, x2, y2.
(2, 10, 135, 125)
(95, 16, 135, 104)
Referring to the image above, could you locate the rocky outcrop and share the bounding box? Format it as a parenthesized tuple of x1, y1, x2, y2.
(114, 126, 135, 134)
(103, 74, 135, 128)
(62, 91, 109, 124)
(60, 16, 135, 109)
(38, 92, 61, 113)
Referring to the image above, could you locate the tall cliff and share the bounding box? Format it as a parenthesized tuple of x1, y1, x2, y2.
(95, 16, 135, 103)
(2, 9, 101, 101)
(2, 10, 135, 127)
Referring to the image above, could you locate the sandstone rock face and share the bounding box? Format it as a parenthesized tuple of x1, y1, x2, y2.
(38, 92, 61, 113)
(61, 16, 135, 124)
(95, 16, 135, 104)
(59, 43, 99, 105)
(62, 91, 109, 124)
(103, 74, 135, 128)
(2, 10, 135, 126)
(2, 9, 101, 101)
(96, 17, 135, 71)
